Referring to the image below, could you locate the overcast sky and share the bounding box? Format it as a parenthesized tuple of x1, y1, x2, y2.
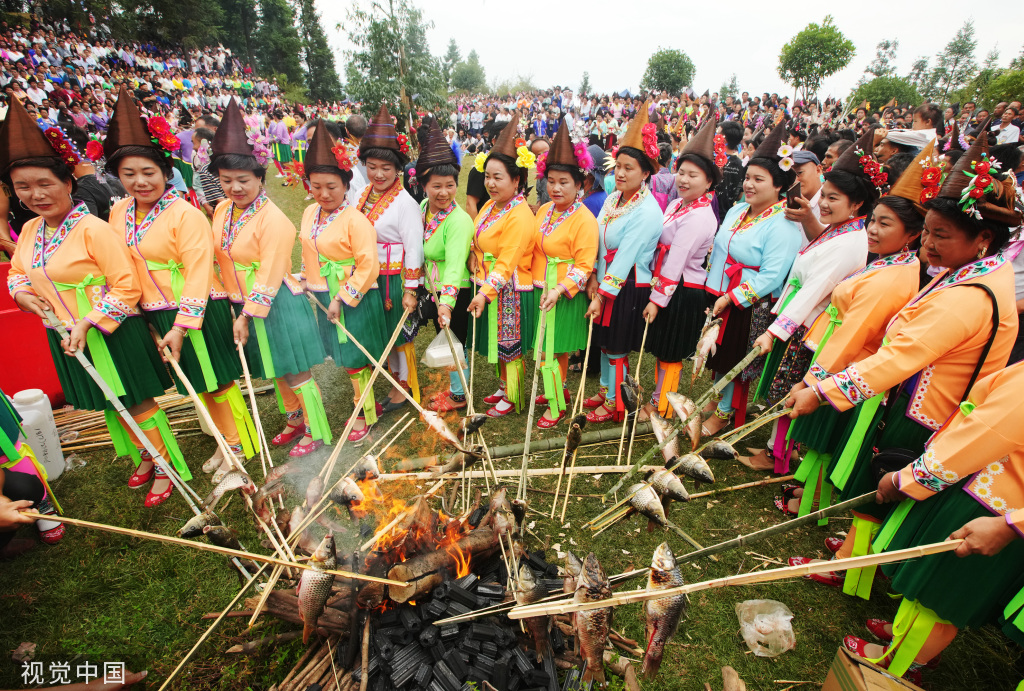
(316, 2, 1024, 99)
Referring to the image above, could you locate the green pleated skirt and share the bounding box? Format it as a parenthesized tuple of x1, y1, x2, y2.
(473, 287, 537, 364)
(241, 286, 326, 380)
(272, 142, 292, 164)
(47, 316, 172, 411)
(312, 290, 389, 370)
(533, 290, 586, 355)
(377, 274, 419, 344)
(144, 298, 242, 395)
(833, 393, 932, 520)
(881, 482, 1024, 629)
(788, 402, 855, 454)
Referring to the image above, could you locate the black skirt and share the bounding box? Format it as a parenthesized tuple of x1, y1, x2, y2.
(705, 293, 753, 373)
(647, 286, 707, 363)
(594, 271, 651, 354)
(431, 287, 474, 346)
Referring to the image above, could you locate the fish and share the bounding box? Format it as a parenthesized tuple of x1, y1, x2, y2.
(346, 455, 381, 482)
(327, 476, 364, 506)
(297, 533, 337, 644)
(202, 524, 241, 550)
(702, 439, 740, 461)
(430, 445, 484, 477)
(642, 542, 687, 679)
(563, 422, 584, 464)
(619, 380, 639, 413)
(288, 505, 307, 538)
(483, 486, 514, 535)
(627, 482, 670, 531)
(563, 550, 583, 594)
(646, 468, 690, 504)
(305, 476, 323, 508)
(515, 565, 552, 662)
(458, 414, 488, 440)
(648, 411, 680, 464)
(666, 392, 700, 450)
(671, 454, 715, 485)
(692, 317, 722, 383)
(624, 372, 641, 396)
(574, 552, 612, 686)
(177, 510, 221, 538)
(421, 410, 465, 451)
(203, 471, 257, 510)
(265, 461, 304, 484)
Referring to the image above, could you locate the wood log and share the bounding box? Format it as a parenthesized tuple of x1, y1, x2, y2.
(387, 527, 499, 602)
(603, 650, 640, 691)
(226, 631, 302, 654)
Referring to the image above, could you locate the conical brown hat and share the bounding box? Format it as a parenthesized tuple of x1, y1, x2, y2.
(0, 97, 62, 171)
(416, 118, 458, 171)
(546, 119, 578, 168)
(886, 139, 937, 216)
(618, 101, 657, 165)
(211, 99, 254, 158)
(104, 84, 156, 158)
(489, 113, 522, 159)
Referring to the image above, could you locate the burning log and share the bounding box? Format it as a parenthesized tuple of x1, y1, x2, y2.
(244, 591, 351, 635)
(387, 527, 499, 603)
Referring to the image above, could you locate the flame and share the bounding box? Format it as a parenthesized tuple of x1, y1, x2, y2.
(446, 542, 471, 579)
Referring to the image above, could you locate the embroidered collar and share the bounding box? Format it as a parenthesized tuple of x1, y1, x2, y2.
(423, 202, 455, 243)
(540, 200, 582, 237)
(729, 201, 785, 234)
(935, 254, 1006, 290)
(222, 191, 268, 251)
(597, 186, 650, 225)
(32, 202, 89, 268)
(475, 194, 526, 240)
(312, 203, 347, 240)
(125, 189, 179, 247)
(666, 191, 713, 221)
(358, 178, 402, 225)
(799, 216, 865, 255)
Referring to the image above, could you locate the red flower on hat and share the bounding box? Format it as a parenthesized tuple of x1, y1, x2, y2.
(872, 173, 888, 187)
(920, 187, 939, 204)
(159, 134, 181, 152)
(975, 161, 991, 175)
(858, 155, 872, 166)
(147, 117, 171, 137)
(715, 152, 727, 168)
(514, 137, 526, 149)
(968, 187, 985, 200)
(395, 133, 410, 155)
(921, 167, 942, 185)
(331, 142, 354, 171)
(85, 140, 104, 162)
(974, 174, 993, 189)
(863, 161, 880, 176)
(645, 142, 659, 159)
(642, 123, 656, 135)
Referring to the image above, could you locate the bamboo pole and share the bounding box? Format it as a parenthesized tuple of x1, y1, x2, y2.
(559, 316, 597, 522)
(236, 340, 272, 477)
(380, 464, 665, 480)
(20, 512, 406, 586)
(616, 320, 649, 466)
(518, 313, 547, 501)
(550, 315, 594, 518)
(509, 539, 965, 619)
(689, 474, 796, 500)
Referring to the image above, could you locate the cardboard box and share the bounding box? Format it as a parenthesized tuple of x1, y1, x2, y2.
(822, 648, 924, 691)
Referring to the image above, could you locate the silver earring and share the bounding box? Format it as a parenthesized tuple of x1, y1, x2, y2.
(18, 198, 29, 211)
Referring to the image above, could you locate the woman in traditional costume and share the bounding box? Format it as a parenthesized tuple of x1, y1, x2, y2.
(103, 86, 258, 483)
(702, 122, 803, 435)
(780, 143, 931, 521)
(299, 120, 388, 443)
(582, 102, 663, 424)
(531, 120, 599, 427)
(3, 98, 188, 507)
(416, 120, 475, 414)
(466, 114, 536, 417)
(787, 120, 1019, 597)
(641, 116, 721, 419)
(357, 105, 424, 411)
(211, 100, 329, 458)
(743, 128, 881, 473)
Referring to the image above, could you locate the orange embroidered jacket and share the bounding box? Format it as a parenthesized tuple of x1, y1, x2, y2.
(109, 192, 224, 331)
(7, 203, 141, 333)
(299, 204, 380, 307)
(815, 256, 1018, 431)
(802, 252, 920, 384)
(470, 195, 535, 301)
(897, 362, 1024, 534)
(211, 193, 298, 320)
(530, 201, 599, 298)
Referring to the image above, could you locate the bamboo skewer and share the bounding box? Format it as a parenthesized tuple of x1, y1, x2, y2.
(235, 340, 272, 477)
(510, 539, 965, 619)
(616, 320, 649, 466)
(517, 313, 547, 502)
(689, 474, 796, 500)
(381, 464, 666, 481)
(19, 512, 403, 584)
(558, 316, 596, 522)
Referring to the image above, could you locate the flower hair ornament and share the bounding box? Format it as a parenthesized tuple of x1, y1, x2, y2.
(43, 126, 81, 167)
(396, 133, 410, 156)
(574, 140, 594, 172)
(474, 151, 488, 173)
(85, 134, 104, 163)
(515, 144, 536, 169)
(918, 158, 943, 206)
(714, 133, 727, 168)
(641, 122, 658, 160)
(193, 138, 212, 168)
(777, 144, 794, 172)
(331, 141, 355, 171)
(145, 116, 181, 157)
(535, 150, 549, 177)
(245, 128, 273, 167)
(856, 148, 888, 190)
(958, 153, 1002, 221)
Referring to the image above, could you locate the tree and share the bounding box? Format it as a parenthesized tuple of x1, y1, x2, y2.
(442, 39, 461, 88)
(343, 0, 448, 129)
(930, 20, 978, 105)
(849, 77, 921, 112)
(101, 0, 224, 49)
(451, 50, 486, 92)
(982, 69, 1024, 109)
(491, 73, 536, 98)
(906, 56, 938, 100)
(952, 47, 1002, 109)
(579, 71, 591, 98)
(720, 74, 739, 100)
(215, 0, 258, 67)
(640, 48, 695, 94)
(864, 39, 899, 80)
(1010, 45, 1024, 71)
(297, 0, 342, 103)
(256, 0, 304, 84)
(777, 15, 856, 101)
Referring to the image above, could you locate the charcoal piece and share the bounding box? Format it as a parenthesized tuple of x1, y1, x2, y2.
(430, 641, 446, 662)
(390, 641, 426, 670)
(455, 573, 479, 591)
(380, 609, 400, 626)
(526, 669, 552, 686)
(443, 649, 468, 679)
(432, 660, 461, 691)
(541, 578, 564, 592)
(467, 506, 486, 526)
(468, 622, 498, 641)
(525, 551, 550, 572)
(467, 666, 488, 681)
(391, 648, 428, 688)
(510, 647, 534, 676)
(398, 608, 422, 632)
(477, 598, 496, 608)
(427, 682, 446, 691)
(439, 624, 460, 642)
(460, 684, 477, 691)
(414, 665, 433, 687)
(379, 625, 406, 641)
(419, 625, 440, 647)
(424, 598, 448, 618)
(446, 583, 478, 609)
(551, 627, 565, 654)
(476, 583, 505, 599)
(481, 641, 498, 657)
(433, 582, 451, 599)
(374, 631, 395, 660)
(475, 654, 496, 674)
(508, 675, 522, 691)
(305, 684, 322, 691)
(459, 637, 481, 654)
(444, 601, 471, 618)
(493, 658, 509, 691)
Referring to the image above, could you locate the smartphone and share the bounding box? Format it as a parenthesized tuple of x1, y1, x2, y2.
(787, 182, 802, 209)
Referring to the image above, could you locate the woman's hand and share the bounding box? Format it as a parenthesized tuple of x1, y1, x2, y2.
(586, 273, 599, 300)
(0, 495, 36, 530)
(711, 295, 731, 317)
(14, 291, 53, 320)
(754, 332, 774, 355)
(782, 196, 812, 223)
(467, 293, 488, 318)
(63, 319, 92, 356)
(949, 516, 1019, 557)
(437, 304, 452, 328)
(401, 290, 418, 314)
(157, 327, 185, 363)
(327, 298, 342, 326)
(642, 302, 659, 323)
(786, 387, 821, 418)
(233, 314, 250, 347)
(467, 253, 479, 275)
(875, 471, 905, 504)
(539, 287, 561, 312)
(584, 295, 602, 321)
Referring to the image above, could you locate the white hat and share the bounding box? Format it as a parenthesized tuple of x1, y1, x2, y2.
(884, 129, 935, 150)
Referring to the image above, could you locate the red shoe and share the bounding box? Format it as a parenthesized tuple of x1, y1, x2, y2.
(483, 389, 506, 405)
(535, 389, 570, 406)
(903, 668, 923, 687)
(808, 569, 844, 587)
(843, 635, 882, 660)
(271, 423, 304, 446)
(586, 407, 623, 424)
(866, 619, 893, 643)
(289, 439, 324, 457)
(582, 393, 606, 410)
(348, 422, 373, 443)
(128, 464, 154, 488)
(788, 556, 815, 567)
(825, 537, 844, 554)
(774, 495, 798, 516)
(537, 410, 566, 429)
(486, 397, 515, 417)
(38, 522, 65, 545)
(144, 471, 174, 508)
(429, 391, 467, 413)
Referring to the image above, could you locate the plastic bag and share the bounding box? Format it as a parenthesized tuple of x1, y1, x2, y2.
(734, 599, 796, 657)
(421, 331, 467, 369)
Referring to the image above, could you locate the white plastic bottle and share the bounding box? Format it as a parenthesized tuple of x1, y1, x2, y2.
(11, 389, 65, 481)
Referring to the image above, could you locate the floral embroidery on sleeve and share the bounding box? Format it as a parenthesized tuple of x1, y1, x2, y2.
(910, 448, 959, 493)
(566, 265, 587, 291)
(247, 282, 277, 308)
(97, 295, 135, 324)
(772, 315, 800, 337)
(735, 281, 759, 304)
(7, 273, 31, 295)
(830, 364, 876, 406)
(177, 295, 207, 319)
(485, 270, 507, 292)
(807, 363, 831, 381)
(602, 273, 625, 290)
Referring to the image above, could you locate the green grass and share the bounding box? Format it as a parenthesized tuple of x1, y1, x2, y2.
(3, 174, 1022, 690)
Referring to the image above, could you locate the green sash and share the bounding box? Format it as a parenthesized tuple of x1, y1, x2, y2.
(234, 261, 275, 379)
(146, 259, 218, 391)
(51, 274, 126, 397)
(809, 304, 841, 366)
(484, 252, 499, 364)
(295, 379, 332, 443)
(319, 256, 356, 343)
(103, 407, 190, 481)
(537, 256, 573, 415)
(1004, 586, 1024, 637)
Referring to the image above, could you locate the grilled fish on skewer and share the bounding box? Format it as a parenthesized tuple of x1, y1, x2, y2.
(202, 524, 241, 550)
(203, 471, 257, 510)
(421, 410, 466, 451)
(642, 543, 687, 679)
(429, 445, 484, 477)
(703, 439, 740, 461)
(178, 510, 221, 538)
(516, 565, 553, 663)
(458, 414, 488, 441)
(648, 411, 680, 464)
(574, 553, 612, 687)
(672, 454, 715, 484)
(666, 392, 700, 449)
(627, 482, 671, 532)
(692, 317, 721, 383)
(297, 533, 336, 644)
(346, 455, 381, 481)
